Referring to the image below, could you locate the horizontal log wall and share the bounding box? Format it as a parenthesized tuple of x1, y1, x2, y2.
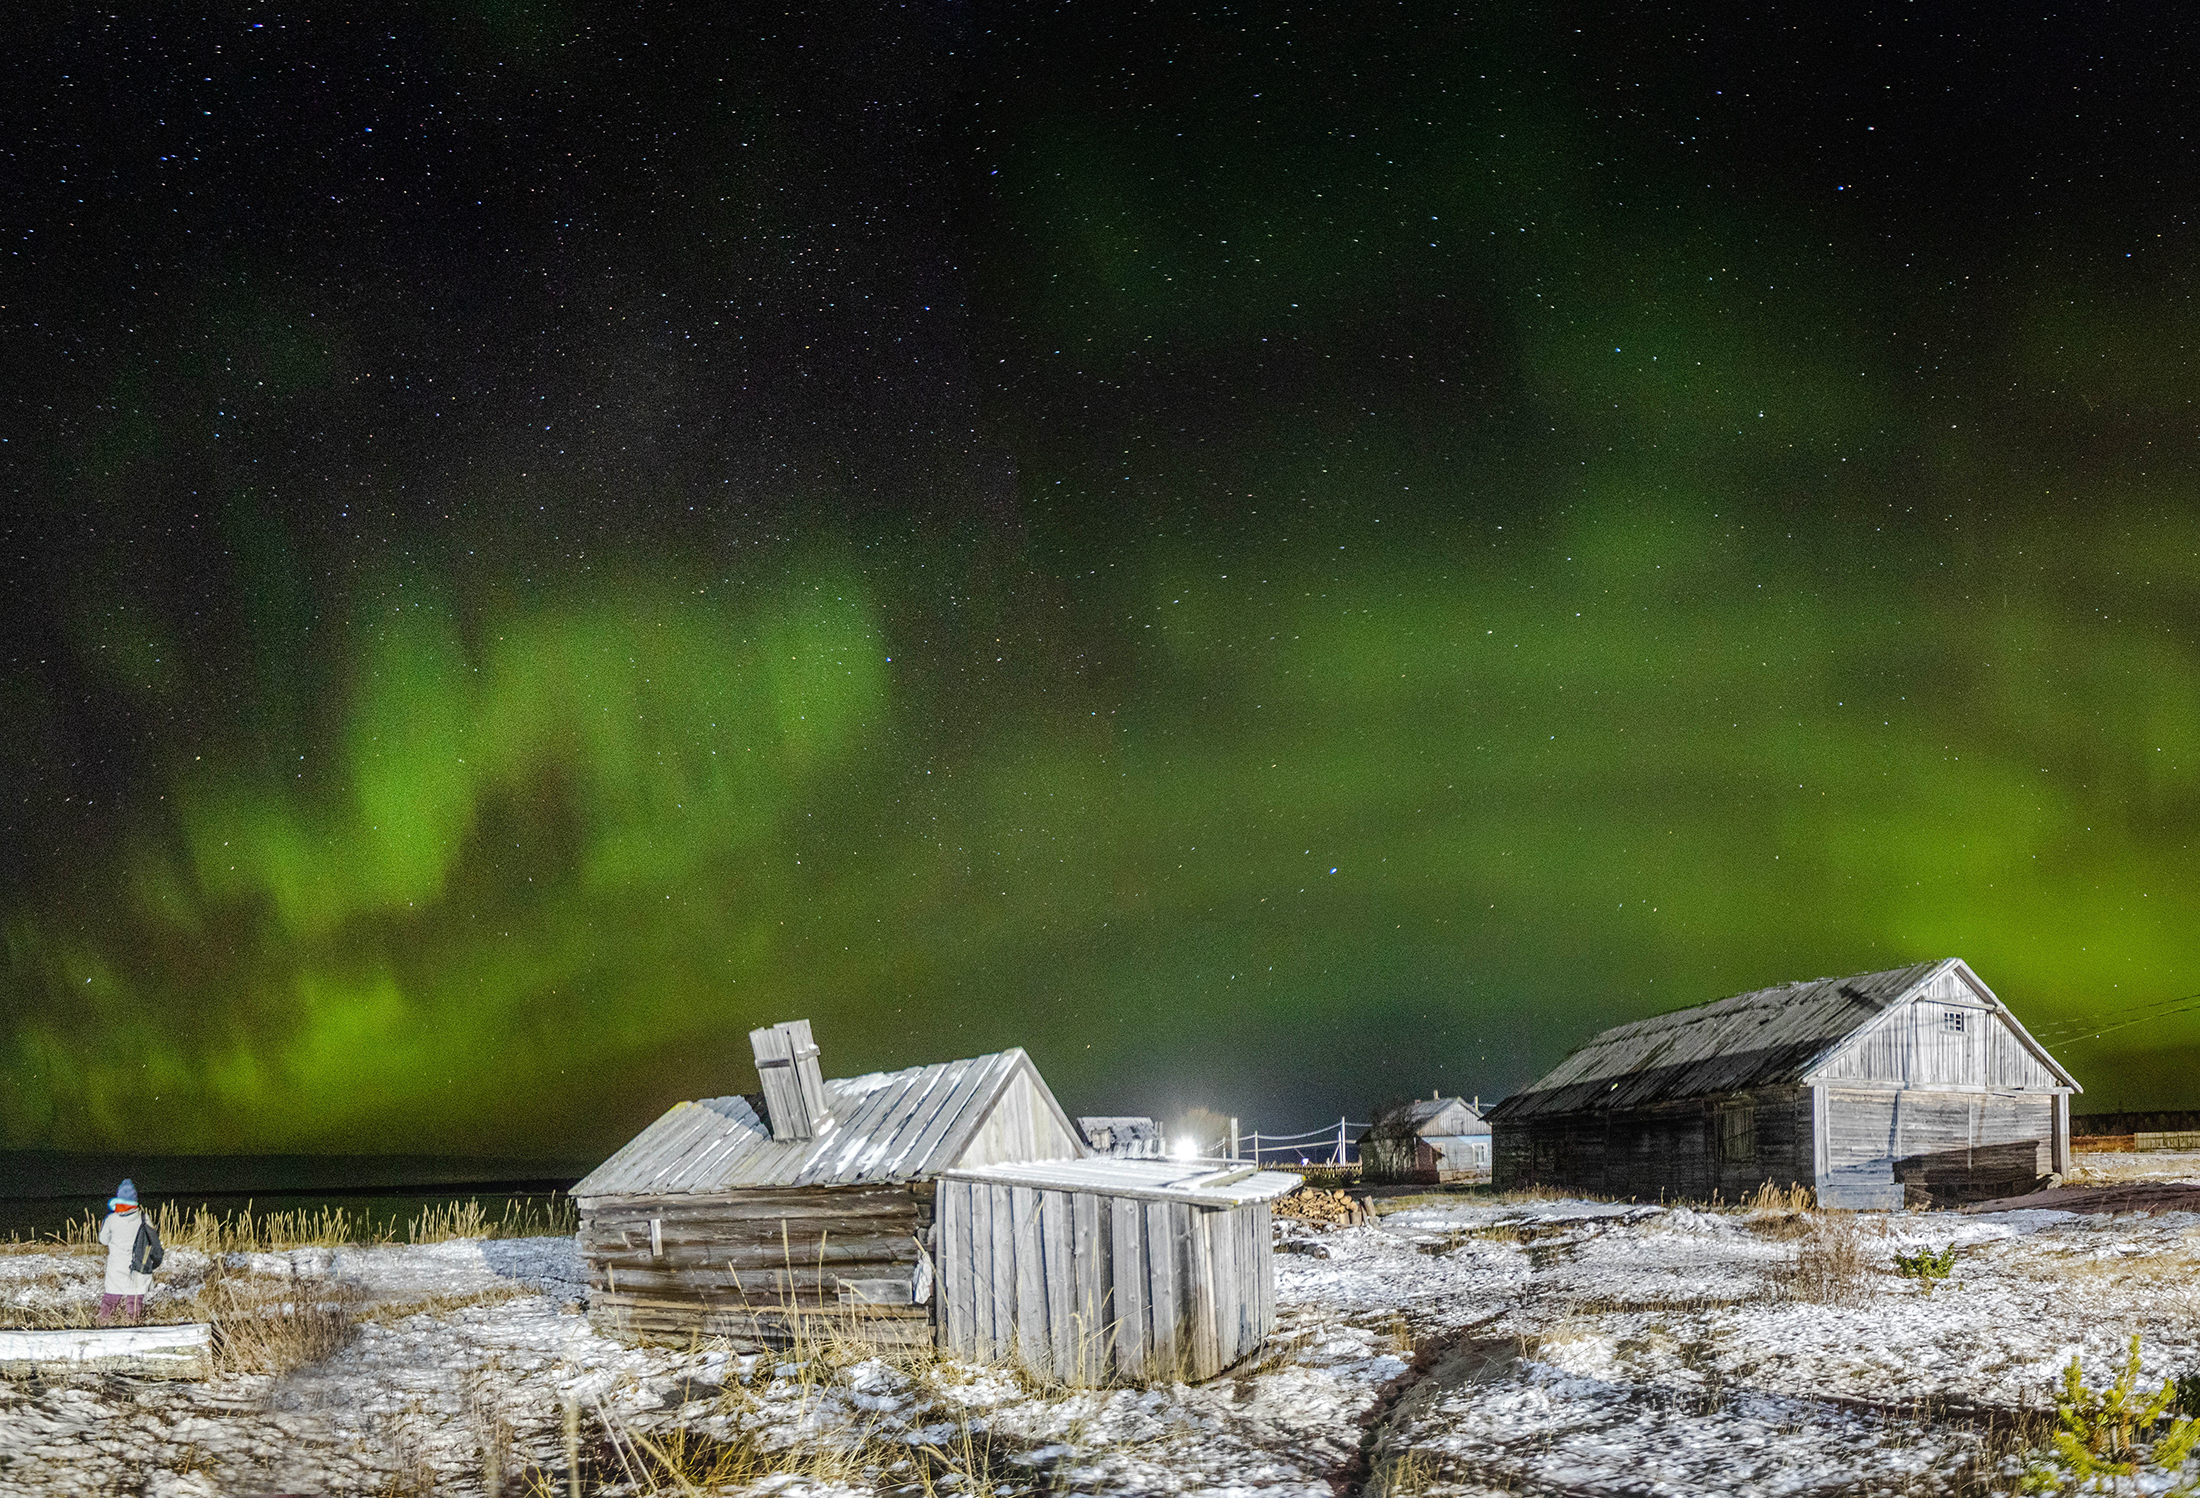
(1493, 1086, 1815, 1202)
(579, 1183, 931, 1349)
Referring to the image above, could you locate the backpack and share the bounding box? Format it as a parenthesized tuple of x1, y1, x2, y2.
(130, 1215, 164, 1275)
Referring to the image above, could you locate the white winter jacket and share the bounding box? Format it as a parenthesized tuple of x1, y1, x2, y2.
(98, 1209, 155, 1295)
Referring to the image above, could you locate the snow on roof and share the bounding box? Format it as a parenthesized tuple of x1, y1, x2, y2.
(940, 1157, 1303, 1207)
(1393, 1097, 1487, 1133)
(572, 1047, 1074, 1199)
(1487, 958, 2065, 1121)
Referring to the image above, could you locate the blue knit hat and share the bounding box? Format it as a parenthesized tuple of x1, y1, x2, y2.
(110, 1178, 137, 1209)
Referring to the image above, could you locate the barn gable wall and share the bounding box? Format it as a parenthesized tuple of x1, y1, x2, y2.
(1810, 996, 2064, 1091)
(951, 1065, 1084, 1169)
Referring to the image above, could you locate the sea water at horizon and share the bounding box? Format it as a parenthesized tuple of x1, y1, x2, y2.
(0, 1151, 591, 1239)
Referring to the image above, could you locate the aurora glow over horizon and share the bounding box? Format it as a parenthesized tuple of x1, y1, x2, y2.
(5, 4, 2199, 1157)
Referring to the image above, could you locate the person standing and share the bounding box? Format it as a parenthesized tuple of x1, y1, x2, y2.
(96, 1179, 157, 1324)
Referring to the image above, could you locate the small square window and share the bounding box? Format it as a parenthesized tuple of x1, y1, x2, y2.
(1942, 1010, 1966, 1033)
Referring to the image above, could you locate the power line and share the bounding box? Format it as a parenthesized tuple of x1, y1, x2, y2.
(2029, 990, 2200, 1046)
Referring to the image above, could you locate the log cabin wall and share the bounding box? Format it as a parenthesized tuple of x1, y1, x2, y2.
(579, 1183, 933, 1349)
(1492, 1085, 1816, 1202)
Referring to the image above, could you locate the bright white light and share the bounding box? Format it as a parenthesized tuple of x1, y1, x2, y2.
(1171, 1137, 1198, 1160)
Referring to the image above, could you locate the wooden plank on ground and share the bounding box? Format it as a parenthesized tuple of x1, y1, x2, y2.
(0, 1324, 211, 1379)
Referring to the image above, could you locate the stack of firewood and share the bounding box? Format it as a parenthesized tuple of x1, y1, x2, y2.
(1273, 1187, 1371, 1229)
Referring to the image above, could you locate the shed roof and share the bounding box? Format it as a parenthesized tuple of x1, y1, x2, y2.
(573, 1047, 1076, 1199)
(1486, 958, 2074, 1122)
(940, 1157, 1304, 1207)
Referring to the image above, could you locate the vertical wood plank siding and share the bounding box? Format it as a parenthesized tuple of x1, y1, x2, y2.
(1813, 999, 2062, 1091)
(1111, 1197, 1147, 1379)
(938, 1184, 1277, 1385)
(941, 1180, 971, 1357)
(1040, 1189, 1074, 1376)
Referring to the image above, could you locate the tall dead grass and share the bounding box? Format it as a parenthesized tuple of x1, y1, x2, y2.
(205, 1268, 362, 1374)
(1787, 1213, 1877, 1305)
(1, 1194, 576, 1257)
(0, 1259, 361, 1373)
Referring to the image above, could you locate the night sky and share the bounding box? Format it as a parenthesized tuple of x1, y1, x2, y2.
(6, 3, 2199, 1160)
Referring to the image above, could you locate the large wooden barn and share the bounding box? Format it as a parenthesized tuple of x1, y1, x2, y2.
(1488, 959, 2080, 1208)
(573, 1020, 1085, 1348)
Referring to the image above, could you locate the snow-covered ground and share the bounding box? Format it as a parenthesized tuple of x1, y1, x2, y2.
(3, 1159, 2198, 1496)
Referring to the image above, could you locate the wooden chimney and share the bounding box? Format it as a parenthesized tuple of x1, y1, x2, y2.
(750, 1018, 830, 1141)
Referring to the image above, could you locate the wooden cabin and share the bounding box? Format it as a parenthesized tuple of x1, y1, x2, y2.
(1078, 1116, 1165, 1158)
(1487, 959, 2080, 1208)
(573, 1019, 1084, 1348)
(1360, 1095, 1490, 1183)
(934, 1157, 1301, 1385)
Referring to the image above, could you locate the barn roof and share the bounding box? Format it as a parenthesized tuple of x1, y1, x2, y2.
(1486, 958, 2074, 1122)
(572, 1047, 1076, 1200)
(941, 1157, 1304, 1207)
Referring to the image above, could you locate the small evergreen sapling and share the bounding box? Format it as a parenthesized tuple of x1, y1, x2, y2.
(2020, 1335, 2200, 1496)
(1892, 1243, 1958, 1295)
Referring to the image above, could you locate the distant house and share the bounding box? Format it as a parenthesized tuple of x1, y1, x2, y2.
(1487, 959, 2080, 1208)
(1360, 1096, 1491, 1183)
(572, 1020, 1085, 1348)
(1079, 1116, 1165, 1158)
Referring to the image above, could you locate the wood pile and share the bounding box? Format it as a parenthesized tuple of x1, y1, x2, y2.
(1273, 1187, 1370, 1229)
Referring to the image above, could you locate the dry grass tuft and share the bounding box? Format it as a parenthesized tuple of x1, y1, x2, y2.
(1744, 1181, 1818, 1214)
(1368, 1447, 1438, 1496)
(206, 1269, 362, 1374)
(1741, 1183, 1822, 1240)
(1787, 1213, 1876, 1305)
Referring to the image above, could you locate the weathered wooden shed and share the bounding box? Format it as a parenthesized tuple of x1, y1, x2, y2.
(1077, 1116, 1165, 1158)
(1488, 959, 2080, 1208)
(934, 1158, 1301, 1385)
(573, 1019, 1085, 1348)
(1361, 1096, 1491, 1183)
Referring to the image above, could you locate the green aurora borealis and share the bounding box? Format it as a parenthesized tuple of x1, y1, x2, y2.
(5, 5, 2200, 1156)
